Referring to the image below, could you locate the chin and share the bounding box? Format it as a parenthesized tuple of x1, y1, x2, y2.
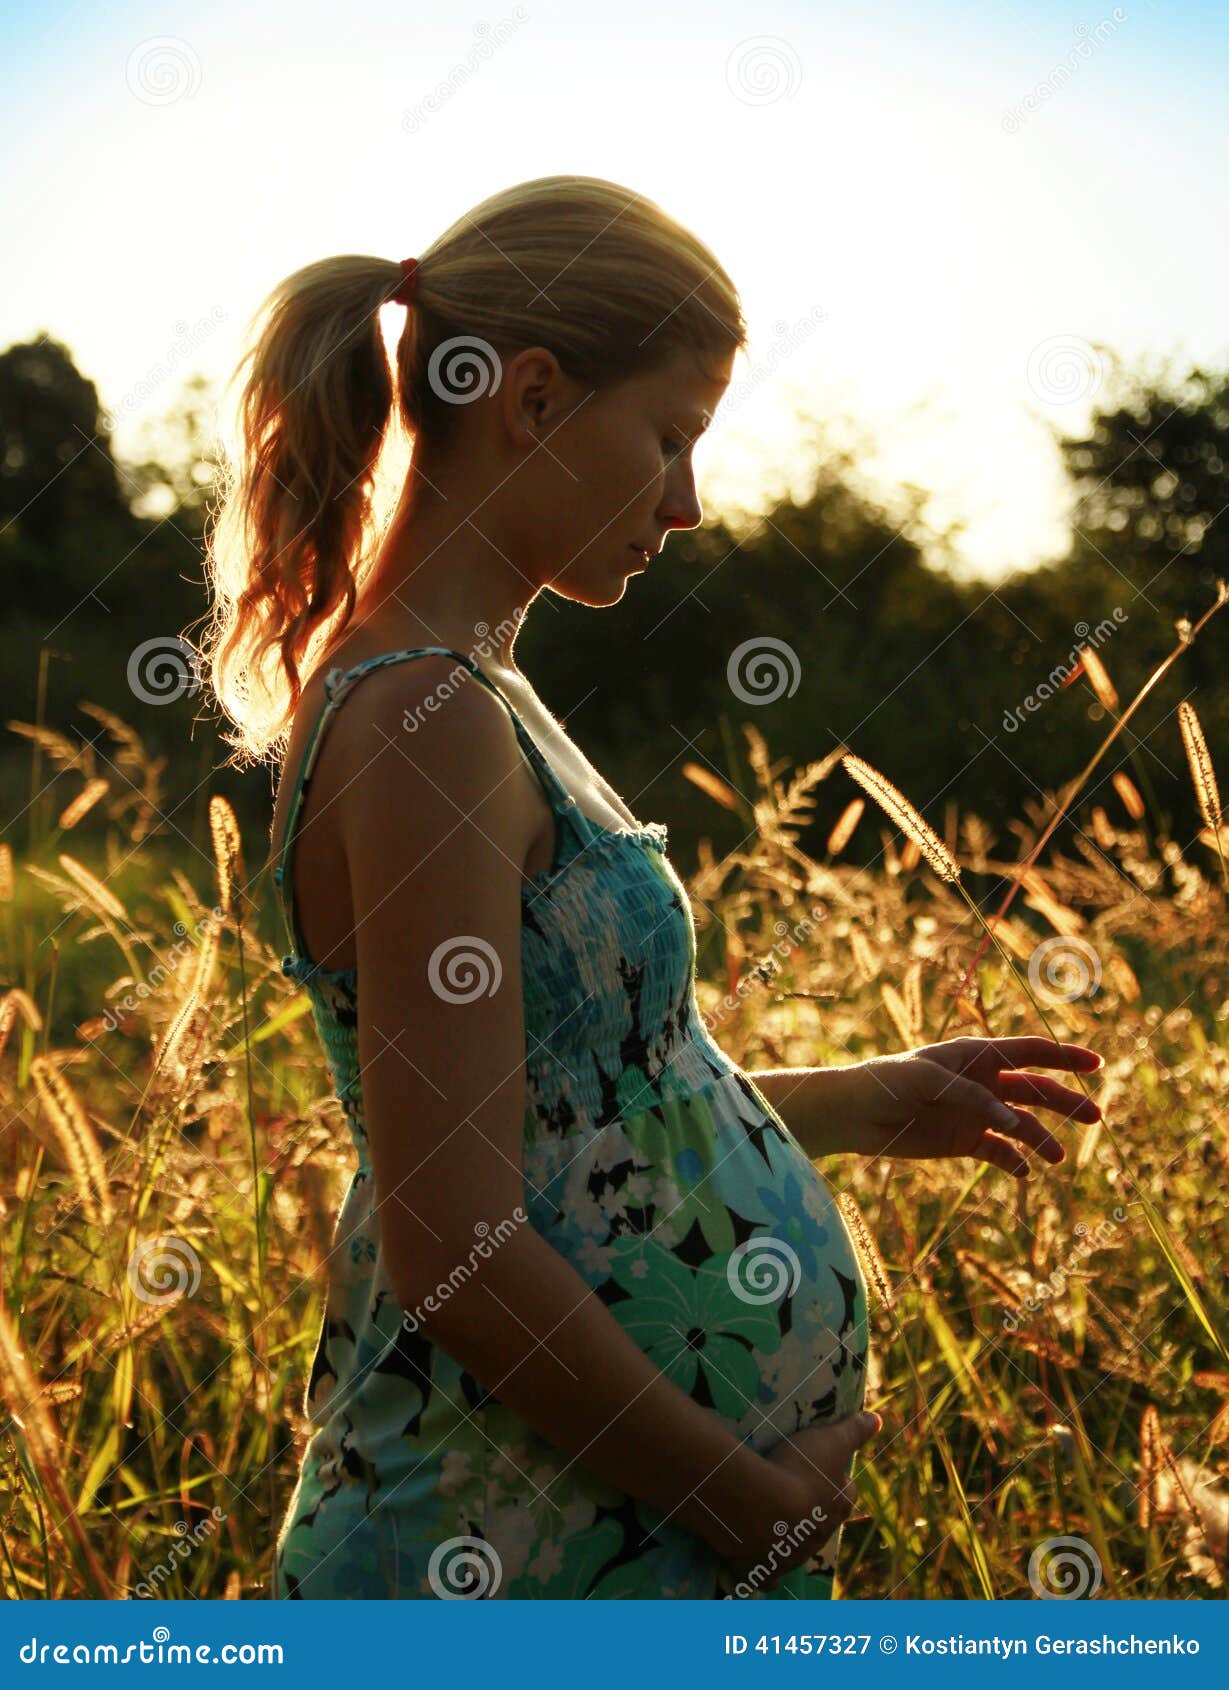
(546, 564, 635, 607)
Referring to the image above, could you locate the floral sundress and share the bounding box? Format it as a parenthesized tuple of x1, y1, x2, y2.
(270, 647, 869, 1599)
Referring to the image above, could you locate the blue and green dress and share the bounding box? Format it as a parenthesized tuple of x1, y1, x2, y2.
(270, 647, 869, 1600)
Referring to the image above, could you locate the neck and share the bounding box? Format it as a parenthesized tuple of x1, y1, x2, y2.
(356, 464, 538, 670)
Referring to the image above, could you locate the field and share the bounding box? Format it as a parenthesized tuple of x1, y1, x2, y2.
(1, 610, 1227, 1600)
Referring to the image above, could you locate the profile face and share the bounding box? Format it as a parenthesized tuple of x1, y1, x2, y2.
(533, 343, 736, 606)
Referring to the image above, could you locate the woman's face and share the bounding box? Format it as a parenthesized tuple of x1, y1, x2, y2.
(502, 342, 737, 605)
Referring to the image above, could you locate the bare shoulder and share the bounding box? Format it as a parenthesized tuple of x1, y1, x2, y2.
(315, 654, 531, 880)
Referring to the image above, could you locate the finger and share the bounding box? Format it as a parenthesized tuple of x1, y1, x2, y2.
(824, 1410, 882, 1462)
(978, 1037, 1103, 1074)
(994, 1105, 1065, 1164)
(999, 1070, 1101, 1123)
(921, 1065, 1022, 1133)
(974, 1130, 1031, 1179)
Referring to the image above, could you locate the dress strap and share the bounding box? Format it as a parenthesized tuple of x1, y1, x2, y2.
(271, 646, 585, 955)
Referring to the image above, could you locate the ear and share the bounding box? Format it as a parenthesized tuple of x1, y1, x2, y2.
(500, 345, 564, 445)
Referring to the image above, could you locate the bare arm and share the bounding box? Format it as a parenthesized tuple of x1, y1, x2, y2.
(323, 660, 822, 1563)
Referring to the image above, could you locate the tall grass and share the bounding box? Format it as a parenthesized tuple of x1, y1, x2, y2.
(1, 594, 1227, 1598)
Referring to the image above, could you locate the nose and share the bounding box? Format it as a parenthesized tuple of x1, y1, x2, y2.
(659, 467, 704, 535)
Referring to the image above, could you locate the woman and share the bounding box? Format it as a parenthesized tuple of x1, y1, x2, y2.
(203, 174, 1102, 1599)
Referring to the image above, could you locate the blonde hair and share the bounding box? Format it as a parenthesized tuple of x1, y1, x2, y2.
(199, 174, 747, 767)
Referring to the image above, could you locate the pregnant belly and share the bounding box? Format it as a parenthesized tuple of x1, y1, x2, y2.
(525, 1069, 871, 1454)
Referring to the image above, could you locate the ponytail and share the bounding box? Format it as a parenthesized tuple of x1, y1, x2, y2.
(202, 254, 404, 765)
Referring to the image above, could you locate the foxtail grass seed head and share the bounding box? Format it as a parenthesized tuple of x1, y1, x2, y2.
(827, 798, 864, 857)
(836, 1190, 895, 1313)
(0, 1303, 61, 1470)
(1178, 701, 1222, 832)
(880, 982, 915, 1049)
(57, 854, 127, 922)
(1140, 1403, 1161, 1527)
(681, 761, 741, 812)
(58, 778, 110, 831)
(1, 988, 43, 1036)
(208, 796, 245, 918)
(1111, 771, 1146, 821)
(0, 841, 12, 902)
(29, 1056, 115, 1226)
(841, 755, 961, 883)
(1079, 645, 1119, 711)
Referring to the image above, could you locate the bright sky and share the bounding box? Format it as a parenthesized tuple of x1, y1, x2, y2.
(2, 0, 1225, 579)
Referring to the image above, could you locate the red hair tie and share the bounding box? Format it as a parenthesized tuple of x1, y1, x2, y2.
(392, 256, 419, 306)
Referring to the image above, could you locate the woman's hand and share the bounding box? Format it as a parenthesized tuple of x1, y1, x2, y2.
(838, 1036, 1103, 1177)
(721, 1411, 882, 1594)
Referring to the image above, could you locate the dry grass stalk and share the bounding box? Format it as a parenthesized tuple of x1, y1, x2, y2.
(1080, 646, 1119, 711)
(837, 1190, 895, 1312)
(58, 779, 111, 831)
(842, 755, 961, 883)
(28, 1056, 115, 1225)
(57, 853, 127, 923)
(0, 841, 12, 902)
(1178, 701, 1222, 832)
(827, 798, 864, 857)
(900, 837, 921, 873)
